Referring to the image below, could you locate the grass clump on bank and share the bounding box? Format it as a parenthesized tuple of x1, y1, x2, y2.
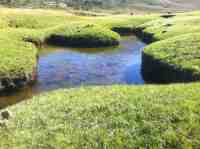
(1, 84, 200, 148)
(142, 33, 200, 83)
(0, 37, 37, 90)
(44, 23, 121, 47)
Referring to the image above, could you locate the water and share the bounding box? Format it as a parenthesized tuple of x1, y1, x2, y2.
(0, 36, 146, 108)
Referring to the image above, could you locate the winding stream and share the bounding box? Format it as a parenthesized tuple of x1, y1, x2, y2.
(0, 35, 146, 109)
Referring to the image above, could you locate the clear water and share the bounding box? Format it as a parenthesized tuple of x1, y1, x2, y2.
(0, 36, 146, 109)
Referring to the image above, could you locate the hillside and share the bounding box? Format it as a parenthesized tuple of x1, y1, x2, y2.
(124, 0, 200, 11)
(1, 0, 200, 11)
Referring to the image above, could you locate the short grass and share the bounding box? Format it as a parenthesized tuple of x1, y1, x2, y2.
(0, 37, 37, 79)
(139, 12, 200, 41)
(93, 14, 159, 31)
(32, 23, 121, 47)
(1, 84, 200, 148)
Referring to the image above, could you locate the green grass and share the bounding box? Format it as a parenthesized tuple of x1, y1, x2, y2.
(1, 84, 200, 148)
(138, 12, 200, 41)
(36, 23, 121, 47)
(0, 38, 37, 78)
(93, 14, 159, 31)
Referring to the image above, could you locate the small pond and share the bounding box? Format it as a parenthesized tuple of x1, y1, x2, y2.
(0, 35, 146, 109)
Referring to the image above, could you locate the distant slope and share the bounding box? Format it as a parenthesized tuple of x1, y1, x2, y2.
(159, 0, 200, 10)
(128, 0, 200, 11)
(1, 0, 200, 11)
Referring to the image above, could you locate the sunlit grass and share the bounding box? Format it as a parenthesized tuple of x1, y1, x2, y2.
(1, 84, 200, 148)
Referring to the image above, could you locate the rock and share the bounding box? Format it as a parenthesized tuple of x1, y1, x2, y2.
(1, 110, 11, 120)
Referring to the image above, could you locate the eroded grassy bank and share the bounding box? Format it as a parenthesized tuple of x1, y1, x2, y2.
(142, 33, 200, 83)
(133, 11, 200, 83)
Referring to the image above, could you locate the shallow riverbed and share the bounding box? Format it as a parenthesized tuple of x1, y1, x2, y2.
(0, 36, 146, 108)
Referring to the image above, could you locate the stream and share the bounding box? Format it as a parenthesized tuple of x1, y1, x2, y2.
(0, 35, 146, 109)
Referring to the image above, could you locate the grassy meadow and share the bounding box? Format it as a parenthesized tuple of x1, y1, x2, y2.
(2, 84, 200, 149)
(1, 7, 200, 148)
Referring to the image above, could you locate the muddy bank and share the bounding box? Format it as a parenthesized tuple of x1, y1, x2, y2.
(0, 68, 37, 92)
(0, 50, 39, 93)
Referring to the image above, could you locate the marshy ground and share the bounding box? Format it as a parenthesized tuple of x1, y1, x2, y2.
(1, 8, 200, 148)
